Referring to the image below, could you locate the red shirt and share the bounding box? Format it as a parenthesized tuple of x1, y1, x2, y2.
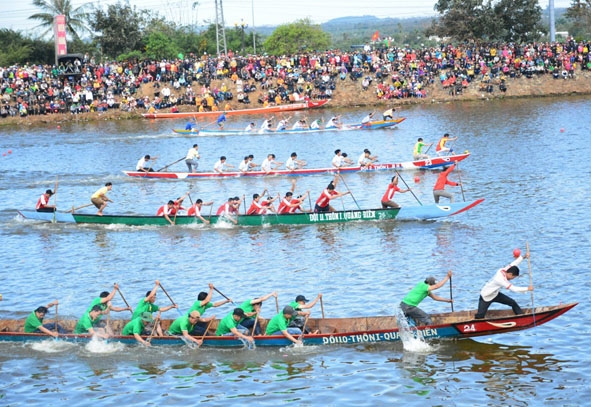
(36, 193, 51, 210)
(315, 189, 336, 208)
(381, 184, 401, 202)
(157, 205, 177, 216)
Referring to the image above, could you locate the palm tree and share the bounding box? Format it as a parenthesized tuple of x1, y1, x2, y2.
(28, 0, 92, 40)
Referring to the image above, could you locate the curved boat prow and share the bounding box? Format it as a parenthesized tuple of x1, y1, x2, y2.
(396, 198, 485, 220)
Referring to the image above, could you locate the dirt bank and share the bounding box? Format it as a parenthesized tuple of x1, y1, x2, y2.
(3, 70, 591, 128)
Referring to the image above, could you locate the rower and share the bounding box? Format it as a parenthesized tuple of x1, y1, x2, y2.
(136, 154, 157, 172)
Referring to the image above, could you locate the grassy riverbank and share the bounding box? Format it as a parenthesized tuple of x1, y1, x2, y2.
(3, 70, 591, 128)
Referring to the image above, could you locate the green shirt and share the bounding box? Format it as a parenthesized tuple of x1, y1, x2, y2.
(239, 299, 255, 315)
(216, 313, 240, 336)
(74, 312, 96, 334)
(168, 315, 194, 335)
(402, 282, 430, 307)
(122, 317, 146, 336)
(188, 301, 212, 316)
(86, 297, 107, 322)
(265, 313, 289, 335)
(132, 299, 160, 320)
(24, 311, 43, 333)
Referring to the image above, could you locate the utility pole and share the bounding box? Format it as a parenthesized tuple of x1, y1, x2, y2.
(549, 0, 555, 42)
(215, 0, 227, 56)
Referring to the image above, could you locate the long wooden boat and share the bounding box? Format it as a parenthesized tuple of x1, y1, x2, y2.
(17, 199, 484, 226)
(0, 303, 576, 347)
(171, 118, 406, 136)
(122, 152, 470, 179)
(142, 100, 330, 119)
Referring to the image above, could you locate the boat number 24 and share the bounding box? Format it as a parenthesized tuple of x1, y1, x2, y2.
(463, 324, 476, 332)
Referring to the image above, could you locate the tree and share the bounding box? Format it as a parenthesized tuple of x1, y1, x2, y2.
(564, 0, 591, 39)
(28, 0, 92, 40)
(428, 0, 543, 42)
(263, 18, 331, 55)
(88, 2, 150, 60)
(144, 32, 179, 60)
(0, 29, 53, 65)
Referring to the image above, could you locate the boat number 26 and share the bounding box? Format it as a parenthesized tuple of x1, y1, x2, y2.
(463, 324, 476, 332)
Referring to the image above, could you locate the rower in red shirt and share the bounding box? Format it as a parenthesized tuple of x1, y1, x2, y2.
(36, 189, 56, 213)
(314, 174, 350, 213)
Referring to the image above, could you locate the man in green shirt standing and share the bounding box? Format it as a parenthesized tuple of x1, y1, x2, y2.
(167, 311, 203, 347)
(400, 270, 453, 326)
(24, 300, 66, 337)
(265, 306, 302, 345)
(132, 280, 178, 336)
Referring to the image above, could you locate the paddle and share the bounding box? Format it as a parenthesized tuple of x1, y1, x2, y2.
(251, 313, 259, 336)
(449, 274, 454, 312)
(320, 296, 325, 319)
(456, 163, 466, 202)
(187, 193, 199, 223)
(199, 319, 214, 346)
(424, 141, 434, 155)
(395, 170, 422, 206)
(275, 295, 279, 313)
(213, 286, 235, 304)
(54, 302, 59, 336)
(298, 314, 310, 342)
(52, 176, 58, 223)
(117, 287, 134, 314)
(66, 203, 93, 213)
(157, 156, 185, 172)
(160, 283, 183, 316)
(338, 173, 361, 210)
(146, 313, 161, 344)
(526, 241, 536, 326)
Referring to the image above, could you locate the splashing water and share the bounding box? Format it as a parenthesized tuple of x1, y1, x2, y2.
(30, 339, 76, 353)
(84, 336, 126, 353)
(395, 307, 433, 353)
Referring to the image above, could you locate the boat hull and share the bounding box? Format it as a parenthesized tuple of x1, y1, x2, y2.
(142, 100, 329, 119)
(0, 303, 576, 347)
(171, 118, 406, 136)
(17, 200, 483, 226)
(122, 153, 470, 179)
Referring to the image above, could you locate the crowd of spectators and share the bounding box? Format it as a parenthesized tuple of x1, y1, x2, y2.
(2, 38, 591, 120)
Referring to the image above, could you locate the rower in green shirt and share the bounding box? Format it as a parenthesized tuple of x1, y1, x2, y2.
(265, 306, 302, 345)
(400, 270, 453, 326)
(24, 300, 65, 337)
(167, 311, 203, 347)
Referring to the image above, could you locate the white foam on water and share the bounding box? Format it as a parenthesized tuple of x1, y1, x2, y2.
(84, 336, 126, 353)
(30, 339, 76, 353)
(396, 307, 434, 353)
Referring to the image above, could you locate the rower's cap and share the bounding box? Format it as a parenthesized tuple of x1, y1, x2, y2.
(283, 305, 296, 315)
(46, 189, 54, 195)
(295, 295, 309, 303)
(425, 277, 436, 285)
(141, 312, 153, 322)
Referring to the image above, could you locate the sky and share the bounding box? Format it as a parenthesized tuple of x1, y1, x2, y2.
(0, 0, 573, 36)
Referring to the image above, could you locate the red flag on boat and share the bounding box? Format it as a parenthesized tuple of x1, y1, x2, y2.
(371, 30, 379, 42)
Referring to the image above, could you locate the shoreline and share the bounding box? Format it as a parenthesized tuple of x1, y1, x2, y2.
(3, 70, 591, 127)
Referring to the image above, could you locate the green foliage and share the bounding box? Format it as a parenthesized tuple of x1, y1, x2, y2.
(88, 2, 149, 59)
(263, 18, 331, 54)
(29, 0, 92, 40)
(144, 32, 179, 60)
(429, 0, 544, 42)
(117, 50, 144, 63)
(564, 0, 591, 38)
(0, 28, 54, 65)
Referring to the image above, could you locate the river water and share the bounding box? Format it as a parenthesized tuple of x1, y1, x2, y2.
(0, 96, 590, 406)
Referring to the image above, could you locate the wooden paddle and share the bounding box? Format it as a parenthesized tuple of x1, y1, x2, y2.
(456, 163, 466, 202)
(338, 173, 361, 210)
(199, 319, 214, 345)
(117, 287, 134, 314)
(146, 313, 161, 344)
(187, 193, 199, 223)
(66, 203, 93, 213)
(449, 274, 454, 312)
(298, 314, 310, 342)
(160, 283, 183, 316)
(54, 302, 59, 334)
(157, 156, 185, 172)
(251, 313, 259, 336)
(275, 295, 279, 313)
(52, 176, 58, 223)
(395, 170, 422, 206)
(526, 241, 536, 325)
(213, 286, 235, 304)
(320, 296, 325, 319)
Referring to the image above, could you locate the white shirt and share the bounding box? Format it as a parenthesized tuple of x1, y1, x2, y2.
(276, 120, 288, 131)
(244, 124, 255, 132)
(310, 120, 320, 129)
(332, 154, 343, 168)
(186, 147, 200, 160)
(480, 256, 529, 301)
(239, 160, 250, 172)
(261, 158, 272, 172)
(285, 157, 298, 170)
(261, 120, 272, 130)
(361, 114, 373, 124)
(358, 153, 370, 166)
(136, 157, 149, 170)
(326, 118, 338, 128)
(214, 160, 226, 173)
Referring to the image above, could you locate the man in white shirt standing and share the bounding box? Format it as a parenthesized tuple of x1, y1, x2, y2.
(475, 252, 533, 319)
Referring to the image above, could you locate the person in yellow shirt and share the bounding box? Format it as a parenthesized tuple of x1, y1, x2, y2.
(91, 182, 113, 216)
